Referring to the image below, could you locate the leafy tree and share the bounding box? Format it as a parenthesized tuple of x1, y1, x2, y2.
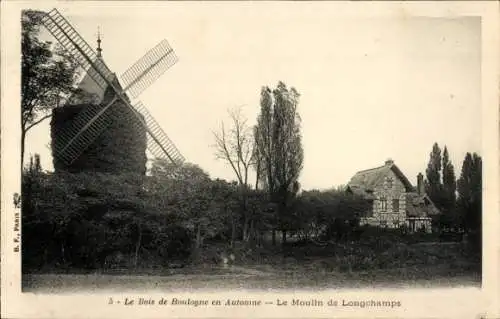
(23, 161, 245, 270)
(295, 189, 370, 242)
(441, 146, 457, 227)
(244, 189, 271, 247)
(20, 154, 43, 226)
(21, 10, 81, 168)
(150, 159, 210, 182)
(205, 178, 241, 244)
(457, 152, 482, 253)
(294, 190, 333, 241)
(425, 143, 443, 209)
(253, 82, 304, 245)
(149, 160, 231, 249)
(21, 170, 188, 271)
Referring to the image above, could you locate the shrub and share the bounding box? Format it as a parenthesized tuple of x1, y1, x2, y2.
(21, 171, 199, 272)
(154, 225, 192, 262)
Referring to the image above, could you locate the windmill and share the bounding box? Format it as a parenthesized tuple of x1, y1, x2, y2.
(40, 8, 185, 171)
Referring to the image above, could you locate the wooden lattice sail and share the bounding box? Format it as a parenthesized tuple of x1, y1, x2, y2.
(41, 8, 185, 167)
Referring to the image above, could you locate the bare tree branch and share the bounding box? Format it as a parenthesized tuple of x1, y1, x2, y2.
(213, 121, 244, 186)
(25, 114, 52, 133)
(213, 106, 255, 189)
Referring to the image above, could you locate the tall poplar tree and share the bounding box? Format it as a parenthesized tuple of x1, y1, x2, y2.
(457, 153, 482, 232)
(457, 152, 482, 253)
(442, 146, 457, 225)
(425, 143, 444, 209)
(253, 82, 304, 245)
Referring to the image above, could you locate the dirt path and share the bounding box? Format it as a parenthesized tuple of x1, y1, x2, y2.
(22, 266, 480, 294)
(227, 265, 274, 276)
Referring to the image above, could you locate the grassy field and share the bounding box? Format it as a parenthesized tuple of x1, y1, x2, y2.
(23, 265, 480, 293)
(23, 258, 481, 293)
(22, 240, 481, 293)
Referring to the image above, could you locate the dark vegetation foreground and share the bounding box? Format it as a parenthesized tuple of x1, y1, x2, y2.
(23, 238, 481, 292)
(21, 159, 481, 292)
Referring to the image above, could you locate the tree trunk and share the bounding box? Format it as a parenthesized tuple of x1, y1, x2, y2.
(282, 230, 287, 244)
(231, 217, 236, 247)
(255, 163, 260, 190)
(196, 223, 202, 249)
(20, 129, 26, 172)
(242, 216, 250, 242)
(249, 219, 255, 245)
(134, 223, 142, 269)
(61, 241, 66, 264)
(240, 187, 249, 242)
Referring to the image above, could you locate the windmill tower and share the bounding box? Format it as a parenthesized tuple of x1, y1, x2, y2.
(42, 9, 185, 175)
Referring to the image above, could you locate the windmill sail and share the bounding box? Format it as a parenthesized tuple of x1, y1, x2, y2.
(41, 8, 185, 166)
(132, 102, 185, 164)
(121, 39, 179, 98)
(52, 100, 116, 164)
(42, 9, 114, 90)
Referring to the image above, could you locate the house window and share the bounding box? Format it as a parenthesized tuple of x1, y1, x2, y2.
(387, 177, 393, 189)
(392, 199, 399, 212)
(380, 197, 387, 212)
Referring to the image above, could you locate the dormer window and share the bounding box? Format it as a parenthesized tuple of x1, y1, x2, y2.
(387, 177, 394, 189)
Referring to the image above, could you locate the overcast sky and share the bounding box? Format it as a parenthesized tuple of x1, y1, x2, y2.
(25, 4, 481, 190)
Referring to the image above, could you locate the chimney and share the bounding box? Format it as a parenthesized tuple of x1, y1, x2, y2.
(417, 173, 424, 195)
(385, 158, 394, 166)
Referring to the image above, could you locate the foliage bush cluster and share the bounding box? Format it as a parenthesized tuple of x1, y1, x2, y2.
(273, 225, 476, 274)
(21, 155, 480, 274)
(22, 157, 376, 271)
(22, 168, 196, 272)
(279, 237, 472, 274)
(332, 241, 472, 273)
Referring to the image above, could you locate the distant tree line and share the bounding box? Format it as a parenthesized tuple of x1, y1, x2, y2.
(21, 155, 369, 271)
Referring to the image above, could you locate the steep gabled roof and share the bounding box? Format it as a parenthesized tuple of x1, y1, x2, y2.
(74, 59, 109, 104)
(72, 65, 131, 107)
(346, 184, 376, 199)
(72, 51, 131, 106)
(347, 160, 414, 193)
(405, 192, 440, 217)
(346, 159, 442, 218)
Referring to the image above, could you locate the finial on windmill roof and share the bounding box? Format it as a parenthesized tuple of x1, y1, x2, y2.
(96, 26, 102, 58)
